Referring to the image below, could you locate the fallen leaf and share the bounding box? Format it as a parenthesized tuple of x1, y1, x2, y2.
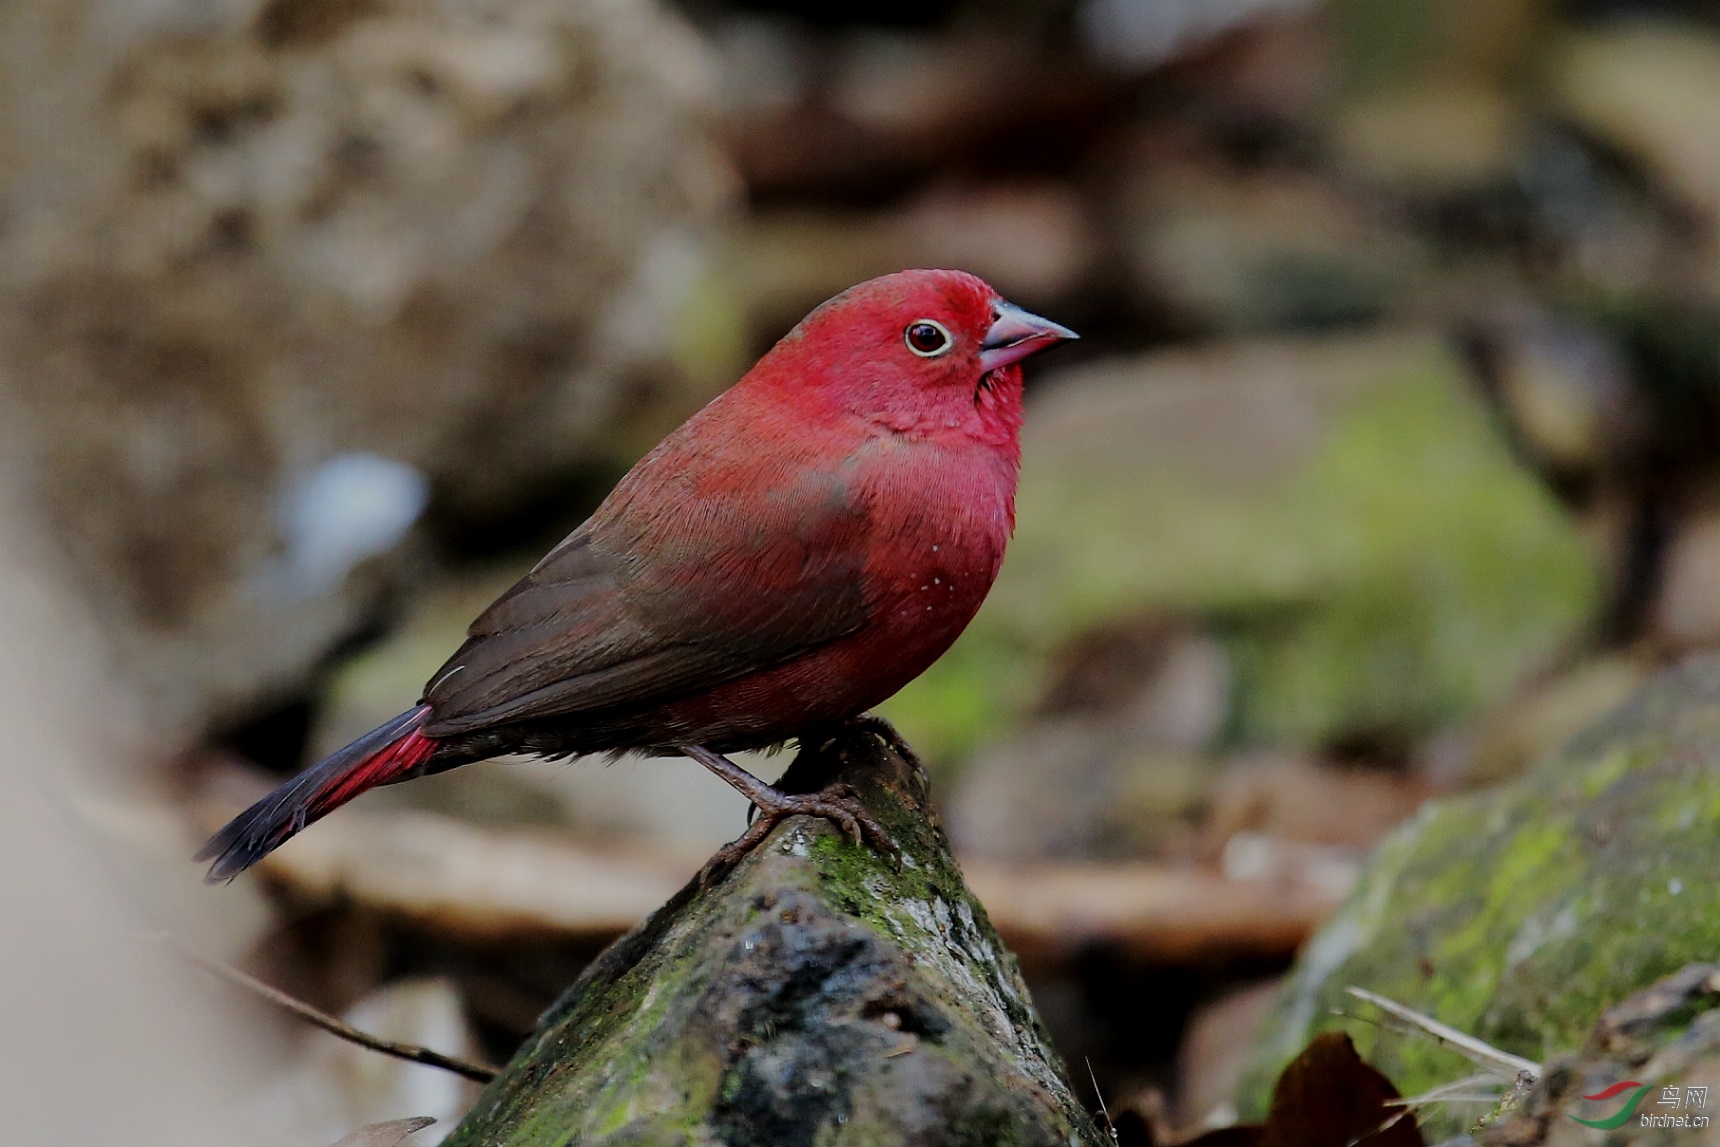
(1259, 1032, 1421, 1147)
(1174, 1032, 1419, 1147)
(326, 1116, 437, 1147)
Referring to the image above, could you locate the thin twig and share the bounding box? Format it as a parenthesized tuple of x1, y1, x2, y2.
(1329, 1003, 1464, 1065)
(1345, 987, 1540, 1080)
(1087, 1057, 1118, 1145)
(1388, 1070, 1513, 1109)
(165, 936, 499, 1083)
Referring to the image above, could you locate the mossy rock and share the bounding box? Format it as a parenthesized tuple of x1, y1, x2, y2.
(444, 731, 1106, 1147)
(884, 333, 1600, 761)
(1241, 655, 1720, 1124)
(1482, 962, 1720, 1146)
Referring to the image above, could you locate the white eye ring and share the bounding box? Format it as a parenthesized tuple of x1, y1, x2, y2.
(904, 319, 954, 357)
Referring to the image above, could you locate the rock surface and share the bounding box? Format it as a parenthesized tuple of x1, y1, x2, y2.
(1482, 962, 1720, 1146)
(1553, 23, 1720, 236)
(1241, 655, 1720, 1120)
(0, 0, 731, 735)
(1120, 163, 1422, 333)
(443, 730, 1107, 1147)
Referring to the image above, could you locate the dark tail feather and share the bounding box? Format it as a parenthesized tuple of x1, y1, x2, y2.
(197, 705, 437, 882)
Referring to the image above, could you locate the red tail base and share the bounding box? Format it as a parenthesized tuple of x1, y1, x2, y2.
(197, 705, 436, 882)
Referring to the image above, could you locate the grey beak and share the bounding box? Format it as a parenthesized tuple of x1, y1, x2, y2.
(979, 301, 1079, 372)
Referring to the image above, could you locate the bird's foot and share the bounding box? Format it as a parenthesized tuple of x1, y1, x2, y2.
(706, 783, 894, 877)
(680, 744, 896, 884)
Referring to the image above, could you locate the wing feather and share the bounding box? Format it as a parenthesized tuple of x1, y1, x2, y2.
(421, 446, 872, 738)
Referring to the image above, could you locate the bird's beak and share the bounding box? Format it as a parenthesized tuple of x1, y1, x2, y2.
(979, 301, 1079, 372)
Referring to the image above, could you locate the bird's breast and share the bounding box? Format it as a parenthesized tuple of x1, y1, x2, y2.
(851, 433, 1016, 665)
(618, 431, 1018, 749)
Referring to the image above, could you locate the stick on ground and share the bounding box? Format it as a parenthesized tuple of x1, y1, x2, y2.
(166, 936, 498, 1083)
(1345, 986, 1540, 1079)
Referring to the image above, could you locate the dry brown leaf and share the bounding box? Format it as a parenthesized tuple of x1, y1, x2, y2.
(1176, 1031, 1421, 1147)
(1259, 1032, 1422, 1147)
(326, 1116, 436, 1147)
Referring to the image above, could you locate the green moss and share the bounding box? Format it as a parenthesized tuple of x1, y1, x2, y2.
(445, 734, 1105, 1146)
(1220, 360, 1598, 745)
(1243, 657, 1720, 1131)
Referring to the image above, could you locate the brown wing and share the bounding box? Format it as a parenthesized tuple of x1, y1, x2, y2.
(420, 452, 872, 737)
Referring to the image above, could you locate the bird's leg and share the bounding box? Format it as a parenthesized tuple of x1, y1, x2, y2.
(845, 713, 925, 774)
(679, 744, 895, 877)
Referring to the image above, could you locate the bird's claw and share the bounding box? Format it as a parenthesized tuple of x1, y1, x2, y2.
(811, 783, 896, 854)
(698, 782, 897, 887)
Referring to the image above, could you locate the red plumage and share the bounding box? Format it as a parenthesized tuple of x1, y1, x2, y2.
(199, 269, 1075, 881)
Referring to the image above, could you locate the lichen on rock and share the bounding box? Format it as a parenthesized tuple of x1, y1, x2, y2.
(443, 730, 1107, 1147)
(1483, 962, 1720, 1146)
(1241, 655, 1720, 1124)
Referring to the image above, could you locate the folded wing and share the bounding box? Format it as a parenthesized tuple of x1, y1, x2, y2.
(421, 447, 873, 737)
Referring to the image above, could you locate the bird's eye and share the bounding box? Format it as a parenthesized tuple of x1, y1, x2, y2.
(904, 320, 953, 357)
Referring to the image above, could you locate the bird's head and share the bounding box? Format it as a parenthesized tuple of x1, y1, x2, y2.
(755, 269, 1077, 445)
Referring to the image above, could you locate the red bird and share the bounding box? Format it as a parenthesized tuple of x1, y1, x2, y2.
(199, 269, 1075, 881)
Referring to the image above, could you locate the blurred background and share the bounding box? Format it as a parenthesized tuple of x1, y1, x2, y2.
(5, 0, 1720, 1140)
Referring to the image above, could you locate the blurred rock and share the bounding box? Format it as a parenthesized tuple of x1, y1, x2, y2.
(707, 16, 818, 123)
(1119, 162, 1423, 332)
(0, 0, 732, 738)
(1241, 655, 1720, 1126)
(900, 184, 1098, 302)
(1655, 506, 1720, 650)
(949, 625, 1228, 859)
(216, 793, 709, 942)
(201, 760, 1340, 972)
(948, 719, 1173, 859)
(715, 26, 1107, 201)
(1078, 0, 1316, 73)
(966, 856, 1343, 968)
(1176, 979, 1282, 1129)
(1506, 137, 1668, 312)
(830, 30, 1021, 144)
(1331, 0, 1549, 92)
(1203, 752, 1426, 854)
(1217, 831, 1358, 903)
(1332, 81, 1522, 191)
(721, 181, 1095, 346)
(1464, 304, 1637, 477)
(1451, 654, 1646, 787)
(888, 332, 1602, 759)
(1553, 23, 1720, 233)
(722, 27, 1025, 195)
